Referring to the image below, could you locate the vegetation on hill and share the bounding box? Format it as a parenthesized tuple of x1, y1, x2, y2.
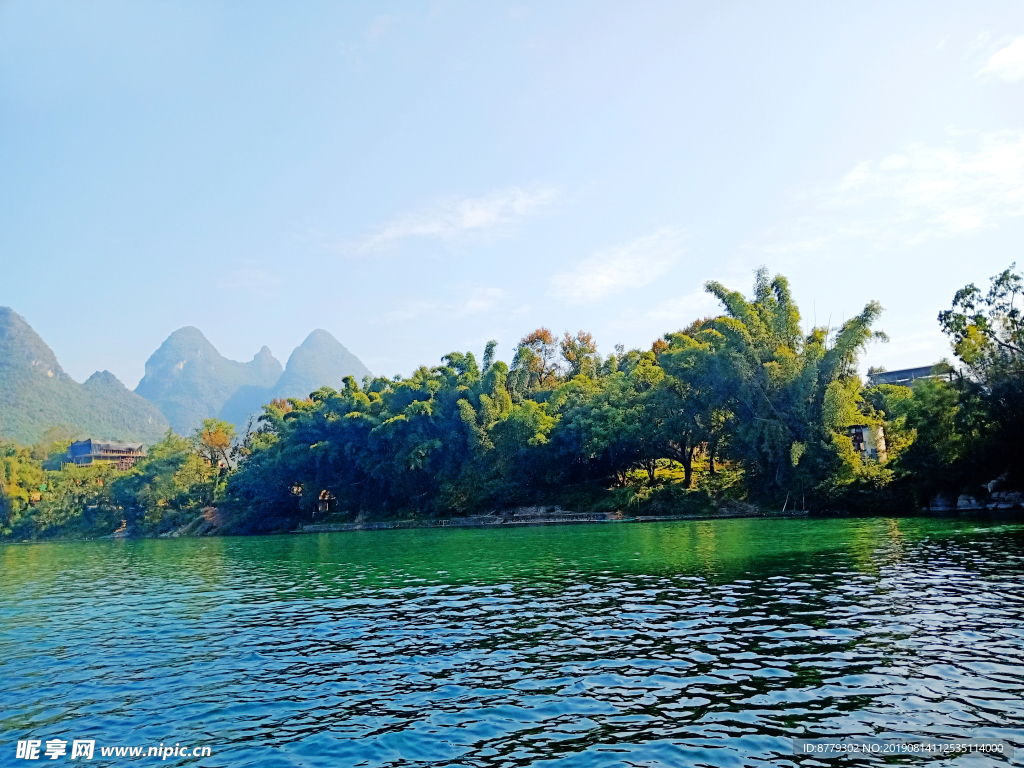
(224, 268, 893, 529)
(0, 424, 231, 538)
(3, 265, 1020, 541)
(0, 308, 169, 446)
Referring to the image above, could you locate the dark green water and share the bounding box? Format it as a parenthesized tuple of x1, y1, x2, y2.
(2, 517, 1023, 767)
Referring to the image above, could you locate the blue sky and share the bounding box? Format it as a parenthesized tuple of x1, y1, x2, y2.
(2, 1, 1023, 385)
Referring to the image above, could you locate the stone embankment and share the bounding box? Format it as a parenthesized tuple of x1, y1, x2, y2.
(928, 490, 1023, 512)
(299, 501, 808, 534)
(161, 507, 226, 538)
(160, 495, 1022, 539)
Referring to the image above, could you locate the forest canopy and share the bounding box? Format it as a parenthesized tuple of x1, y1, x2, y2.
(2, 265, 1022, 540)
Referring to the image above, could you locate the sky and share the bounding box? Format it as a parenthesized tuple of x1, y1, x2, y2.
(2, 1, 1024, 386)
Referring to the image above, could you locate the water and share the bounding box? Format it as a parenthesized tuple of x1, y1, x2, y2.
(2, 517, 1023, 767)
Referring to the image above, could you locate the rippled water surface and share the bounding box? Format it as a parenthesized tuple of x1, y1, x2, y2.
(3, 517, 1024, 767)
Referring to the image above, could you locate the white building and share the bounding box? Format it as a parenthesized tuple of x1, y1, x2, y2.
(848, 425, 886, 462)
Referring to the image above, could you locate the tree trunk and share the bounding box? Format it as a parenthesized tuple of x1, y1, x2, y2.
(645, 460, 656, 484)
(708, 443, 717, 476)
(682, 445, 695, 488)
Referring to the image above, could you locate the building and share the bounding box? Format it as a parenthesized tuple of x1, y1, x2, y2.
(317, 489, 337, 515)
(848, 424, 886, 462)
(67, 439, 146, 470)
(867, 363, 954, 388)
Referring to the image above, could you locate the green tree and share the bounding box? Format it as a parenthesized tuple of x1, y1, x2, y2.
(109, 431, 216, 534)
(560, 330, 600, 378)
(936, 263, 1024, 491)
(192, 419, 237, 504)
(663, 268, 886, 506)
(939, 263, 1022, 379)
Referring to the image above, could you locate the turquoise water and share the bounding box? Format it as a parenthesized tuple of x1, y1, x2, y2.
(2, 517, 1023, 766)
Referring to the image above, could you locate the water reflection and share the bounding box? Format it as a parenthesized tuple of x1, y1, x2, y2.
(1, 517, 1022, 767)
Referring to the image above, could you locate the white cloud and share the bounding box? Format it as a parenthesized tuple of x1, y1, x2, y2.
(224, 267, 281, 295)
(366, 15, 399, 42)
(837, 131, 1024, 240)
(385, 287, 506, 322)
(363, 187, 558, 250)
(979, 36, 1024, 81)
(384, 299, 440, 322)
(643, 289, 723, 324)
(455, 286, 504, 317)
(549, 228, 686, 305)
(763, 130, 1024, 252)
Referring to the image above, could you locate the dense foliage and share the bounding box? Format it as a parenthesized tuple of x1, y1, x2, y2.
(0, 422, 233, 538)
(3, 266, 1021, 540)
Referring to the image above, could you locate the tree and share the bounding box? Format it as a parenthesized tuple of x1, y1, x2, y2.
(560, 330, 599, 378)
(108, 431, 216, 534)
(939, 263, 1022, 380)
(662, 268, 886, 505)
(512, 328, 560, 391)
(0, 441, 44, 536)
(936, 264, 1024, 491)
(658, 333, 731, 487)
(194, 419, 236, 467)
(192, 419, 236, 504)
(482, 340, 498, 372)
(548, 358, 662, 486)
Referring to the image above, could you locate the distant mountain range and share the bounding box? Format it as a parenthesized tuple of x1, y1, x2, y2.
(137, 326, 371, 434)
(134, 327, 284, 435)
(0, 308, 169, 445)
(0, 306, 371, 445)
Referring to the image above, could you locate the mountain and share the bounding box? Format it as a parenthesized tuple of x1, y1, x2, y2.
(0, 312, 371, 442)
(0, 307, 169, 446)
(274, 329, 372, 400)
(217, 330, 372, 428)
(134, 327, 283, 435)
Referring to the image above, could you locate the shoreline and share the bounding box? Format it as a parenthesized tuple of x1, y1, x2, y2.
(292, 504, 1024, 536)
(296, 506, 811, 534)
(4, 505, 1021, 545)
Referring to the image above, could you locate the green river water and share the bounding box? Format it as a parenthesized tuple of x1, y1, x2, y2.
(1, 516, 1023, 766)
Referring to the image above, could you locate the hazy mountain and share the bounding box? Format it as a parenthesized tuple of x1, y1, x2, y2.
(0, 307, 169, 445)
(274, 329, 371, 400)
(217, 330, 372, 428)
(0, 314, 371, 440)
(134, 327, 283, 435)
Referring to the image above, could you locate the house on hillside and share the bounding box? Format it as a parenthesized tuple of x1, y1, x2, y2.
(67, 439, 146, 470)
(867, 363, 954, 388)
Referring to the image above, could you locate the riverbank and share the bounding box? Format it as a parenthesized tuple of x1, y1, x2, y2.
(159, 497, 1022, 539)
(4, 496, 1019, 544)
(296, 502, 810, 535)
